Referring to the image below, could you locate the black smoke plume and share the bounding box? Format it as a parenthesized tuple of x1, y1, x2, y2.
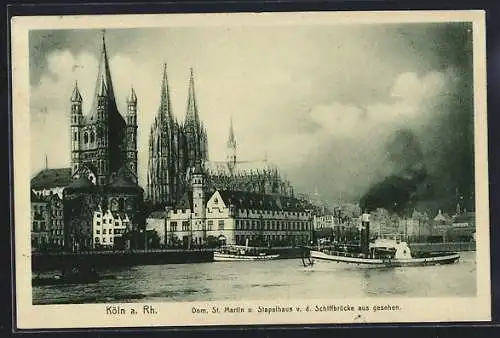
(359, 128, 427, 214)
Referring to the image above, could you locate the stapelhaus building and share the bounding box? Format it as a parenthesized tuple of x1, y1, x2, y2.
(160, 162, 314, 248)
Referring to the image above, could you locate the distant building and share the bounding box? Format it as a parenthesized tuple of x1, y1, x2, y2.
(145, 209, 168, 246)
(31, 168, 72, 199)
(30, 191, 65, 251)
(313, 215, 335, 230)
(31, 192, 50, 251)
(46, 193, 65, 248)
(92, 207, 131, 249)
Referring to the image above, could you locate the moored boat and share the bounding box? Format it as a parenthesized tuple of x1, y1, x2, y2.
(32, 266, 115, 287)
(302, 213, 460, 269)
(214, 245, 280, 261)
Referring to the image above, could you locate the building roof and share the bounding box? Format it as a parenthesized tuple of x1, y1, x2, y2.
(147, 210, 167, 219)
(31, 168, 72, 189)
(107, 168, 144, 192)
(111, 212, 129, 220)
(173, 191, 211, 211)
(216, 190, 307, 212)
(67, 175, 95, 189)
(205, 159, 278, 176)
(453, 212, 476, 224)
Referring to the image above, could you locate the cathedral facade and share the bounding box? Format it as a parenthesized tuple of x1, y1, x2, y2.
(146, 67, 294, 208)
(146, 65, 208, 207)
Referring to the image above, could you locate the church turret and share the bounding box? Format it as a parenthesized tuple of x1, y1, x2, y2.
(126, 86, 138, 178)
(70, 81, 83, 175)
(191, 160, 206, 221)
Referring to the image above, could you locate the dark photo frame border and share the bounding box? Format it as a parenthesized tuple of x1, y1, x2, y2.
(2, 0, 500, 336)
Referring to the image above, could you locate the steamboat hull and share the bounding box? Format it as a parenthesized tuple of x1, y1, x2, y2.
(309, 250, 460, 268)
(214, 253, 280, 262)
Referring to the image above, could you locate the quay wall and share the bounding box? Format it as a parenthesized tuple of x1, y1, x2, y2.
(32, 249, 214, 272)
(409, 242, 475, 252)
(31, 247, 303, 272)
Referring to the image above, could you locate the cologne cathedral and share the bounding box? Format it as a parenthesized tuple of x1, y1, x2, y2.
(146, 66, 294, 208)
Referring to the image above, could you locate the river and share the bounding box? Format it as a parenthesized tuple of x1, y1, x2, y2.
(32, 251, 476, 305)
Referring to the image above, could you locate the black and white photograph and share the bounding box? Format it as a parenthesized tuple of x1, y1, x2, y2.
(12, 10, 490, 329)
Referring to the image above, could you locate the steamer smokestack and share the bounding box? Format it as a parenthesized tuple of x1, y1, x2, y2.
(360, 213, 370, 255)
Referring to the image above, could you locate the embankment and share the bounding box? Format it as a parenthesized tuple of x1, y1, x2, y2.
(32, 249, 214, 272)
(409, 242, 475, 252)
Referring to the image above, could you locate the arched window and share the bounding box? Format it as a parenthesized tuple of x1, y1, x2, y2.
(83, 132, 89, 144)
(73, 132, 77, 141)
(90, 131, 95, 143)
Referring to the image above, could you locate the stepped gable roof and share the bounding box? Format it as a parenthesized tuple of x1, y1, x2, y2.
(30, 191, 46, 203)
(31, 168, 72, 189)
(216, 190, 306, 212)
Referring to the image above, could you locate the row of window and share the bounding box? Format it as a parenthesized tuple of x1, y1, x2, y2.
(233, 209, 308, 217)
(94, 236, 114, 244)
(234, 234, 310, 244)
(74, 129, 104, 144)
(168, 221, 191, 232)
(166, 219, 312, 233)
(31, 237, 64, 247)
(235, 219, 311, 231)
(95, 219, 129, 226)
(95, 228, 124, 235)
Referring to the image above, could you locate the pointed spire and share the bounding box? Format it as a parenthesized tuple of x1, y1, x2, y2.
(185, 67, 199, 125)
(45, 154, 48, 170)
(159, 63, 172, 121)
(98, 76, 107, 97)
(71, 81, 82, 102)
(227, 115, 236, 148)
(128, 86, 137, 104)
(91, 29, 117, 112)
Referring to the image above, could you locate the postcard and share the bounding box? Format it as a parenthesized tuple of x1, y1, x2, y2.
(11, 10, 490, 329)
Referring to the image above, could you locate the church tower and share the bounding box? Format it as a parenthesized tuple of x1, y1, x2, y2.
(69, 31, 135, 186)
(147, 63, 180, 206)
(226, 116, 237, 174)
(191, 160, 206, 220)
(183, 68, 208, 169)
(70, 81, 83, 176)
(126, 87, 138, 178)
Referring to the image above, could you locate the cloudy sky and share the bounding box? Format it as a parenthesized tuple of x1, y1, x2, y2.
(29, 21, 475, 211)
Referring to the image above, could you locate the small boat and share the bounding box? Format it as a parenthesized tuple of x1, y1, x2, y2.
(214, 245, 280, 261)
(302, 213, 460, 269)
(32, 266, 113, 287)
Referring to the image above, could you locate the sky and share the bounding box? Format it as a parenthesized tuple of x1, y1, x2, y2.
(29, 22, 475, 213)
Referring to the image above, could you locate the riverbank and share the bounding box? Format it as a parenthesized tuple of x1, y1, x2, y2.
(31, 242, 474, 272)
